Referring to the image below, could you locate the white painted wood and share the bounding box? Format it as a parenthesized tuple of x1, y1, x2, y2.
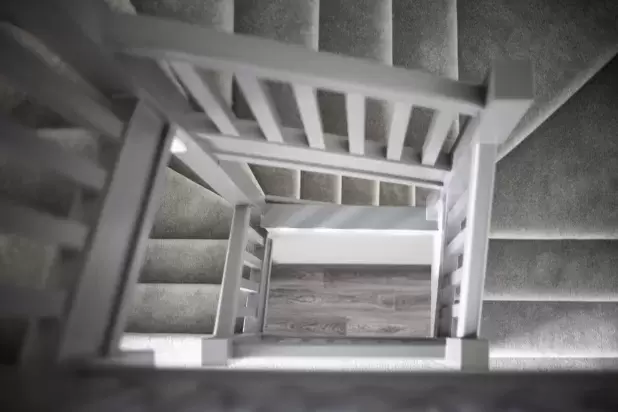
(170, 61, 238, 135)
(452, 303, 460, 318)
(445, 338, 489, 371)
(247, 228, 265, 247)
(422, 110, 454, 165)
(235, 74, 284, 143)
(108, 14, 485, 115)
(243, 251, 262, 270)
(451, 267, 463, 286)
(233, 337, 446, 360)
(0, 285, 66, 318)
(445, 228, 465, 259)
(429, 193, 446, 337)
(256, 238, 273, 332)
(107, 124, 175, 354)
(214, 205, 251, 338)
(0, 118, 106, 191)
(346, 93, 365, 155)
(240, 279, 259, 294)
(242, 265, 261, 332)
(456, 143, 497, 338)
(293, 84, 325, 149)
(0, 25, 123, 139)
(262, 205, 438, 231)
(118, 57, 262, 206)
(386, 102, 413, 160)
(197, 124, 447, 188)
(453, 59, 534, 164)
(446, 190, 468, 241)
(265, 195, 332, 206)
(58, 102, 169, 360)
(0, 201, 88, 250)
(218, 161, 266, 203)
(271, 232, 433, 266)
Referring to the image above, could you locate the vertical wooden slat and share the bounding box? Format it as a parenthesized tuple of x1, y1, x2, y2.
(170, 61, 238, 135)
(235, 74, 285, 143)
(386, 102, 413, 160)
(292, 84, 325, 149)
(213, 205, 251, 338)
(256, 237, 274, 332)
(429, 192, 446, 337)
(421, 110, 454, 165)
(346, 93, 366, 155)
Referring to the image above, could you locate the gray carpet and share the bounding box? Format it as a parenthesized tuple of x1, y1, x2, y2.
(458, 0, 618, 159)
(482, 301, 618, 356)
(492, 56, 618, 238)
(486, 239, 618, 300)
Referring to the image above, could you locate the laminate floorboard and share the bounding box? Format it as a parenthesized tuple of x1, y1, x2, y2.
(265, 265, 431, 337)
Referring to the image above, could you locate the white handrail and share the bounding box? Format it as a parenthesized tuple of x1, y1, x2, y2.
(106, 14, 486, 115)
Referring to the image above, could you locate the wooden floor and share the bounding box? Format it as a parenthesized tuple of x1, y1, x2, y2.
(265, 265, 431, 337)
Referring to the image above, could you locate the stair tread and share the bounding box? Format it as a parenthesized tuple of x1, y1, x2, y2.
(486, 239, 618, 299)
(482, 301, 618, 356)
(128, 283, 221, 334)
(492, 57, 618, 237)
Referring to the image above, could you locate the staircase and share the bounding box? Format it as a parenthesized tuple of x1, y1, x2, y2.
(0, 0, 617, 372)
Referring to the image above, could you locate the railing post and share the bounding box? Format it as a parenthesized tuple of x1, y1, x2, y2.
(57, 101, 172, 362)
(454, 59, 533, 339)
(428, 191, 446, 337)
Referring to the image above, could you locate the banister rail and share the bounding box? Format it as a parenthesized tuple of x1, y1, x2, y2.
(106, 14, 486, 116)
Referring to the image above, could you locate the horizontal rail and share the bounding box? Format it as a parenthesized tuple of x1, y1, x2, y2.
(243, 252, 262, 270)
(240, 279, 259, 294)
(446, 229, 466, 258)
(0, 285, 66, 318)
(194, 121, 447, 188)
(247, 228, 265, 246)
(451, 267, 463, 286)
(0, 200, 88, 249)
(0, 119, 107, 191)
(107, 14, 485, 115)
(262, 204, 438, 231)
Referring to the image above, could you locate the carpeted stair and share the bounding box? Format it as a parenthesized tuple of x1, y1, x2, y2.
(1, 0, 617, 371)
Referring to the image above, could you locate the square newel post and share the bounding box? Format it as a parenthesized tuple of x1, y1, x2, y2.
(456, 59, 533, 340)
